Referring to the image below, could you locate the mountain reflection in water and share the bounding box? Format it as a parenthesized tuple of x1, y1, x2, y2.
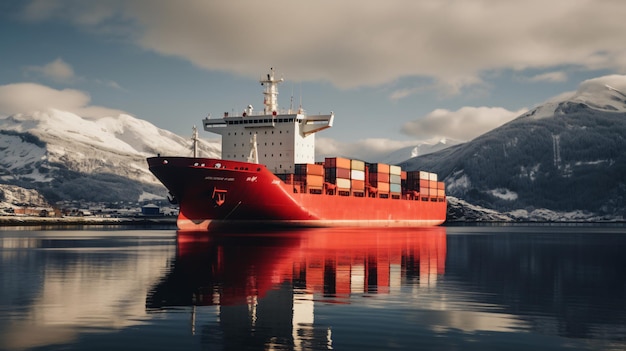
(2, 226, 624, 350)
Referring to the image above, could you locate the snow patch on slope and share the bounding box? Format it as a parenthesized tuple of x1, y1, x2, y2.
(487, 188, 518, 201)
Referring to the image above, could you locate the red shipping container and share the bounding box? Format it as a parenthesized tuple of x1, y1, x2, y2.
(325, 167, 351, 182)
(370, 172, 390, 183)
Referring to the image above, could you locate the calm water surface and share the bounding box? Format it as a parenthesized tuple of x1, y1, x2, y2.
(0, 225, 624, 350)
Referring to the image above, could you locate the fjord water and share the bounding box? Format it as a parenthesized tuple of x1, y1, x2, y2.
(0, 225, 624, 350)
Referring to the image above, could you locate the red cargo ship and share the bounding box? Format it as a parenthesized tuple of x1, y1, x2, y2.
(148, 69, 446, 231)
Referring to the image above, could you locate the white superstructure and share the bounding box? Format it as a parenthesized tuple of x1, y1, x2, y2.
(203, 68, 334, 173)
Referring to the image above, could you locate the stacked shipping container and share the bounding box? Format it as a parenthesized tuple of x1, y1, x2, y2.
(368, 163, 390, 195)
(389, 165, 402, 196)
(294, 158, 445, 200)
(350, 159, 365, 195)
(406, 171, 445, 200)
(324, 157, 351, 192)
(294, 163, 324, 192)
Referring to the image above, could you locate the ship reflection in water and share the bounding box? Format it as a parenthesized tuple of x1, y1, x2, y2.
(146, 227, 446, 349)
(3, 226, 624, 350)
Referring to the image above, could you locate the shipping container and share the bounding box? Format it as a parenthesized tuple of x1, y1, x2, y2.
(351, 159, 365, 171)
(294, 174, 324, 188)
(351, 169, 365, 181)
(390, 183, 401, 193)
(419, 179, 430, 189)
(390, 174, 402, 184)
(429, 180, 438, 189)
(428, 173, 438, 181)
(351, 179, 365, 190)
(437, 181, 445, 190)
(429, 188, 438, 196)
(367, 163, 390, 174)
(405, 171, 420, 190)
(401, 171, 407, 180)
(325, 157, 351, 169)
(325, 167, 351, 181)
(390, 165, 402, 176)
(295, 163, 324, 176)
(419, 171, 430, 180)
(437, 189, 445, 197)
(370, 172, 390, 184)
(377, 182, 390, 192)
(336, 178, 351, 189)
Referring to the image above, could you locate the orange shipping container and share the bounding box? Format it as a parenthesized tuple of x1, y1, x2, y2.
(419, 179, 430, 189)
(437, 189, 445, 197)
(368, 163, 390, 174)
(325, 157, 351, 169)
(429, 180, 438, 189)
(294, 174, 324, 187)
(377, 182, 390, 192)
(401, 171, 407, 180)
(295, 163, 324, 176)
(437, 181, 445, 190)
(351, 179, 365, 190)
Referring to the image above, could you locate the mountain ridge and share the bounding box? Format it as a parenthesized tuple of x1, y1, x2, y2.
(401, 75, 626, 219)
(0, 108, 220, 203)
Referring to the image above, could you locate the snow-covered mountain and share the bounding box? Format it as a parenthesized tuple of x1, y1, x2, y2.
(0, 109, 220, 203)
(402, 75, 626, 220)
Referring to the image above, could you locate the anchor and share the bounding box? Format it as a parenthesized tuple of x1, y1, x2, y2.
(211, 187, 227, 206)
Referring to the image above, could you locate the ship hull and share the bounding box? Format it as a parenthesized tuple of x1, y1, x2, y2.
(148, 157, 447, 231)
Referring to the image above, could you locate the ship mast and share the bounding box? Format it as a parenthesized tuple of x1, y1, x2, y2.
(191, 125, 199, 158)
(260, 67, 284, 115)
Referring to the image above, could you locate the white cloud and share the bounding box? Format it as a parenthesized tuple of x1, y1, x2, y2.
(526, 71, 568, 83)
(25, 58, 76, 82)
(402, 106, 527, 141)
(18, 0, 626, 94)
(0, 83, 127, 118)
(316, 137, 418, 161)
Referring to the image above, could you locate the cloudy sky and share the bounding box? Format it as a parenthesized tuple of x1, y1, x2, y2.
(1, 0, 626, 159)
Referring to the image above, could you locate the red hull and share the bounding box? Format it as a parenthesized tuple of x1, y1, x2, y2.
(148, 157, 447, 231)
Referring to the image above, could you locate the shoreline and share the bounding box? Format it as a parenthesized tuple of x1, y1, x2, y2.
(0, 215, 177, 228)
